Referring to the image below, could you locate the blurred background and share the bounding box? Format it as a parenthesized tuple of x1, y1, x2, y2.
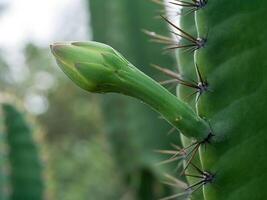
(0, 0, 181, 199)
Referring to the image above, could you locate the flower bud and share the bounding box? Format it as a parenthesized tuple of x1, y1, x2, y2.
(50, 41, 210, 141)
(50, 41, 129, 92)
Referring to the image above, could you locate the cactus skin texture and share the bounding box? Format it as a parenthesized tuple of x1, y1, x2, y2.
(176, 1, 267, 200)
(2, 104, 44, 200)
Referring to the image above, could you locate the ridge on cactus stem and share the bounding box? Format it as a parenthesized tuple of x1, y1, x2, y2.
(50, 41, 211, 141)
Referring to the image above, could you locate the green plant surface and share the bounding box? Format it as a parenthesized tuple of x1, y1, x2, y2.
(2, 104, 44, 200)
(197, 2, 267, 200)
(174, 1, 267, 200)
(50, 42, 210, 141)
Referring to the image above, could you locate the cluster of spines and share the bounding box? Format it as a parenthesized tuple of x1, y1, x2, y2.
(148, 0, 215, 199)
(144, 16, 207, 53)
(151, 0, 208, 18)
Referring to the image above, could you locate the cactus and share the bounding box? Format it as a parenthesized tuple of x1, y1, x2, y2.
(2, 103, 44, 200)
(0, 107, 8, 200)
(51, 1, 267, 199)
(177, 1, 267, 200)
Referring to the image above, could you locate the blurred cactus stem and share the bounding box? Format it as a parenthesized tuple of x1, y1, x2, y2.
(50, 41, 209, 140)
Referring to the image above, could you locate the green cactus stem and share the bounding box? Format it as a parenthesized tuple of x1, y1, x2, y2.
(2, 103, 44, 200)
(0, 107, 8, 200)
(171, 0, 267, 199)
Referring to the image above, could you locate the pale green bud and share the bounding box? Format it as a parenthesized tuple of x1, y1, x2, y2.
(50, 41, 130, 92)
